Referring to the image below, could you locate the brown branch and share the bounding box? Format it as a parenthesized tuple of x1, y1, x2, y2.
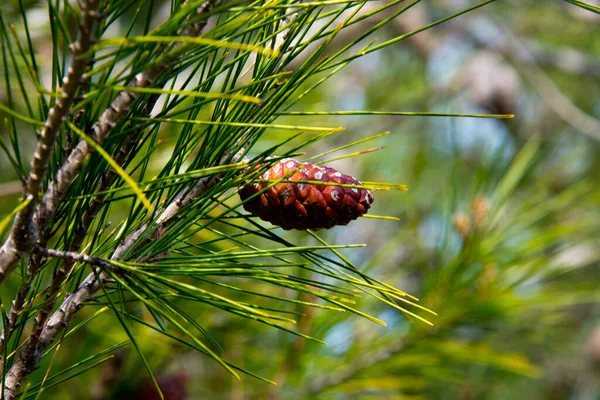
(0, 0, 102, 284)
(2, 249, 115, 399)
(32, 246, 114, 271)
(2, 245, 119, 398)
(7, 108, 152, 365)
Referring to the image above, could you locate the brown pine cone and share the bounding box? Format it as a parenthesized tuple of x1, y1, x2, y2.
(239, 158, 373, 230)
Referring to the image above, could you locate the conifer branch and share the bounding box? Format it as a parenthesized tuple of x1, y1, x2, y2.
(11, 112, 153, 367)
(33, 246, 114, 271)
(0, 85, 142, 373)
(2, 150, 235, 398)
(0, 0, 213, 366)
(0, 0, 102, 284)
(2, 3, 220, 396)
(35, 0, 220, 250)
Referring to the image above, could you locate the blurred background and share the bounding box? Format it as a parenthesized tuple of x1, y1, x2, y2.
(1, 1, 600, 399)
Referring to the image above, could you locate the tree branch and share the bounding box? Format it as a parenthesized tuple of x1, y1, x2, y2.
(2, 3, 221, 397)
(0, 131, 142, 363)
(2, 148, 238, 398)
(3, 101, 155, 364)
(32, 246, 114, 271)
(0, 47, 143, 373)
(0, 0, 102, 284)
(35, 0, 219, 246)
(0, 0, 215, 367)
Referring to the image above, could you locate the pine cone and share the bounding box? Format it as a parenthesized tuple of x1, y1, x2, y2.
(239, 158, 373, 230)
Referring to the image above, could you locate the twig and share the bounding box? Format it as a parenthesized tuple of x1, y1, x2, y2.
(0, 0, 213, 367)
(32, 246, 114, 271)
(2, 247, 116, 398)
(2, 147, 237, 397)
(36, 330, 66, 399)
(0, 0, 102, 284)
(0, 0, 104, 371)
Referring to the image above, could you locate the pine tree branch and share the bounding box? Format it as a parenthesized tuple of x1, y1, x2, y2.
(2, 3, 221, 397)
(0, 0, 213, 367)
(32, 246, 115, 271)
(2, 149, 238, 398)
(5, 102, 155, 366)
(0, 13, 115, 369)
(35, 0, 219, 249)
(1, 245, 118, 399)
(0, 0, 102, 284)
(0, 132, 141, 364)
(19, 0, 218, 353)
